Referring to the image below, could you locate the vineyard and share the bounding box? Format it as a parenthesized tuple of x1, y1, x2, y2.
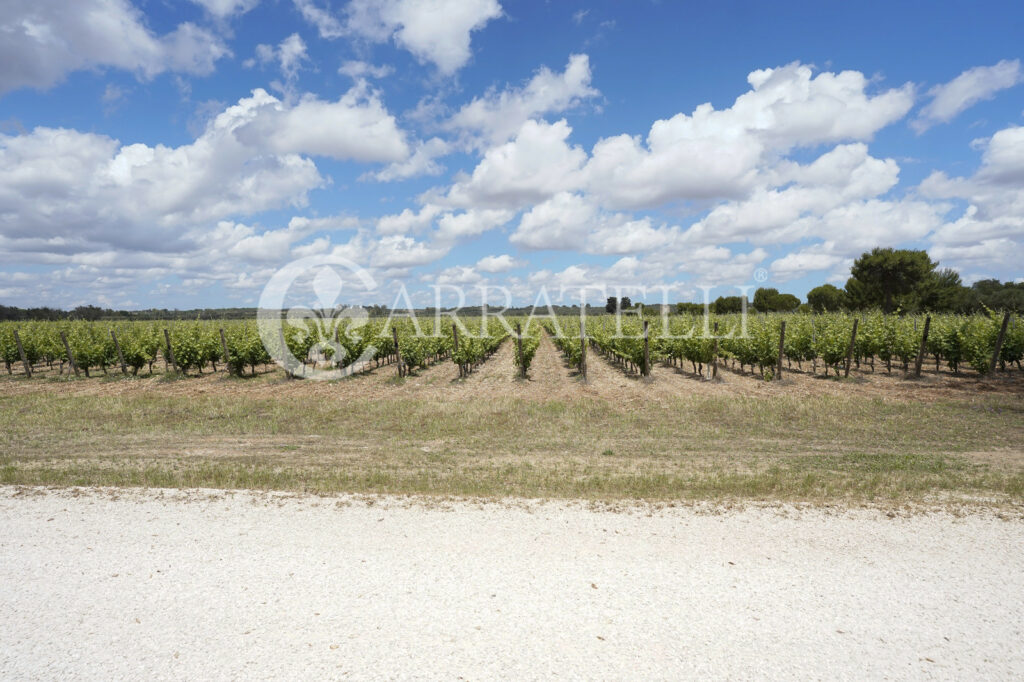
(2, 310, 1023, 506)
(1, 311, 1021, 385)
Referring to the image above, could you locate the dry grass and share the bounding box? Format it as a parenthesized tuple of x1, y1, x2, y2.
(2, 337, 1023, 505)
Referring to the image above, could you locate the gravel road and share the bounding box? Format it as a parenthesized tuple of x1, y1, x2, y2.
(1, 487, 1022, 680)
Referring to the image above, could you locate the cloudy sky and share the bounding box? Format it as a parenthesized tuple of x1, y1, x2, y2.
(1, 0, 1022, 310)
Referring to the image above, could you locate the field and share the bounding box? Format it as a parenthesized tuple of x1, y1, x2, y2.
(2, 313, 1023, 507)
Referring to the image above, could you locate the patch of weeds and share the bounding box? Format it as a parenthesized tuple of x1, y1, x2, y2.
(156, 372, 189, 383)
(45, 374, 82, 383)
(99, 372, 142, 383)
(799, 452, 970, 474)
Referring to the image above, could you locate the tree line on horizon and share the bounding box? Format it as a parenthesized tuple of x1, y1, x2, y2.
(2, 249, 1021, 322)
(679, 248, 1023, 316)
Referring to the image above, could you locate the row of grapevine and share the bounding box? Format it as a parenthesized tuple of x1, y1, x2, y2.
(511, 321, 541, 376)
(451, 318, 509, 377)
(2, 321, 175, 377)
(585, 316, 651, 375)
(708, 312, 1022, 378)
(657, 317, 717, 378)
(0, 317, 512, 380)
(1, 320, 317, 378)
(538, 311, 1023, 381)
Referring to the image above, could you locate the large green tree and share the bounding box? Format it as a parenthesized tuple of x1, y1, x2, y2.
(605, 296, 633, 313)
(753, 287, 800, 312)
(970, 279, 1024, 313)
(912, 268, 971, 312)
(846, 248, 936, 313)
(712, 295, 745, 314)
(771, 293, 801, 311)
(806, 284, 847, 312)
(752, 287, 779, 311)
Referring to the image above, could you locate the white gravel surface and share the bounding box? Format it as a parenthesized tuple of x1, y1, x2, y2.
(1, 487, 1022, 680)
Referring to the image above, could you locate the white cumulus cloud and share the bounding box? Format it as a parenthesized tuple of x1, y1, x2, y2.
(921, 125, 1024, 274)
(0, 0, 230, 96)
(435, 208, 515, 242)
(475, 254, 523, 272)
(0, 109, 322, 256)
(251, 33, 310, 83)
(234, 87, 410, 162)
(339, 60, 395, 79)
(189, 0, 260, 18)
(376, 205, 443, 235)
(512, 192, 676, 255)
(448, 54, 599, 146)
(365, 137, 449, 181)
(913, 60, 1023, 132)
(345, 0, 502, 75)
(293, 0, 345, 38)
(582, 63, 914, 210)
(444, 119, 587, 209)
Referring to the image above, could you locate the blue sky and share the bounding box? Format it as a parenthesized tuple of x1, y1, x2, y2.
(1, 0, 1023, 310)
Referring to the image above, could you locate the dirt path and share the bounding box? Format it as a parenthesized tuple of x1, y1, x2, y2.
(455, 333, 579, 400)
(2, 486, 1022, 679)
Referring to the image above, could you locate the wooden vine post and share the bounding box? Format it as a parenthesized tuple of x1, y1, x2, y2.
(110, 329, 127, 375)
(642, 320, 650, 378)
(59, 331, 79, 377)
(990, 312, 1011, 374)
(844, 318, 859, 378)
(811, 318, 817, 375)
(712, 322, 719, 380)
(219, 328, 230, 367)
(13, 329, 31, 377)
(913, 315, 931, 378)
(392, 326, 403, 377)
(776, 321, 786, 381)
(579, 318, 587, 381)
(515, 323, 525, 378)
(452, 322, 462, 377)
(163, 329, 179, 374)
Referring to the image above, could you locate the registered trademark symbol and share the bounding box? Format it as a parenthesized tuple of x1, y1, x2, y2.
(753, 268, 768, 283)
